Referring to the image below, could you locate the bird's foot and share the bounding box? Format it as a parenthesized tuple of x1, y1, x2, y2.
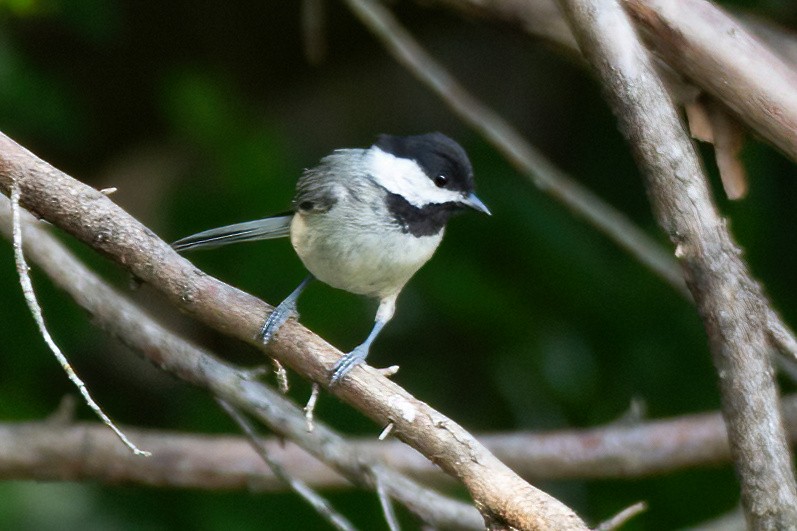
(329, 345, 370, 387)
(258, 299, 297, 344)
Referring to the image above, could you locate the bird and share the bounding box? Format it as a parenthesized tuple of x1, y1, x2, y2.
(172, 132, 490, 385)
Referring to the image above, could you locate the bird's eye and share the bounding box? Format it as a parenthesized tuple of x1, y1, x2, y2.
(434, 175, 448, 188)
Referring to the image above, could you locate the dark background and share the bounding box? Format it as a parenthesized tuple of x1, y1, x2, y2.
(0, 1, 795, 529)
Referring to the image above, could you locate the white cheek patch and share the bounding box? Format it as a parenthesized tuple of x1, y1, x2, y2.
(367, 147, 464, 208)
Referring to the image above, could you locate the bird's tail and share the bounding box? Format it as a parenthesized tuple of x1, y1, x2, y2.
(172, 214, 293, 252)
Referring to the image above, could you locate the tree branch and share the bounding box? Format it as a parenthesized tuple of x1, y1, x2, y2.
(0, 135, 585, 529)
(623, 0, 797, 164)
(3, 395, 797, 489)
(557, 0, 797, 527)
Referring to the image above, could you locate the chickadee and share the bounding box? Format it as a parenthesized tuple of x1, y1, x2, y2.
(173, 132, 490, 385)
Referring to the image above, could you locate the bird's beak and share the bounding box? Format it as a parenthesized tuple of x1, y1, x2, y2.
(462, 192, 491, 215)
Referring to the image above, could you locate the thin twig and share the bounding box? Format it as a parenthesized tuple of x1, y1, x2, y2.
(9, 182, 149, 457)
(377, 365, 400, 378)
(375, 471, 401, 531)
(304, 383, 320, 432)
(217, 398, 356, 531)
(768, 308, 797, 363)
(594, 501, 647, 531)
(272, 358, 290, 393)
(343, 0, 689, 300)
(378, 422, 394, 441)
(557, 0, 797, 526)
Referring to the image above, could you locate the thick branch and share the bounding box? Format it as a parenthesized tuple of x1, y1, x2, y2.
(557, 0, 797, 527)
(4, 395, 797, 489)
(623, 0, 797, 163)
(0, 421, 345, 491)
(0, 135, 585, 529)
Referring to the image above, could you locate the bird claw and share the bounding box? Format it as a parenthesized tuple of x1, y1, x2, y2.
(329, 346, 369, 387)
(259, 275, 313, 344)
(258, 300, 297, 344)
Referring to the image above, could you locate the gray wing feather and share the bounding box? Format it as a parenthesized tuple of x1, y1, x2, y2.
(172, 214, 293, 252)
(293, 149, 368, 213)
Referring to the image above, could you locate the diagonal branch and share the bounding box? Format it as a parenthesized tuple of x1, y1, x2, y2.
(0, 135, 586, 529)
(557, 0, 797, 527)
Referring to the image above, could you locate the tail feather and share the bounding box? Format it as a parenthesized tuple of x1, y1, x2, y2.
(172, 214, 293, 252)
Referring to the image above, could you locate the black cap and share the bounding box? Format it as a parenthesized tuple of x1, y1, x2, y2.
(374, 132, 474, 193)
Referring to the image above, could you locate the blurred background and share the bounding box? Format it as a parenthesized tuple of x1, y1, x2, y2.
(0, 0, 795, 529)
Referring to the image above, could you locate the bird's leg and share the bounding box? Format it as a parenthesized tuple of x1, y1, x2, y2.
(259, 275, 314, 343)
(329, 294, 397, 386)
(329, 321, 386, 385)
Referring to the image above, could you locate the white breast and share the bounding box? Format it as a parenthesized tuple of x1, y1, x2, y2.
(290, 211, 443, 299)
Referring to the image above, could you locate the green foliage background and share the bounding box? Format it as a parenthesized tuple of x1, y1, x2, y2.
(0, 0, 795, 529)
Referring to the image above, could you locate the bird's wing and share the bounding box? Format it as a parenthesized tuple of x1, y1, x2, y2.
(172, 214, 293, 252)
(292, 149, 368, 214)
